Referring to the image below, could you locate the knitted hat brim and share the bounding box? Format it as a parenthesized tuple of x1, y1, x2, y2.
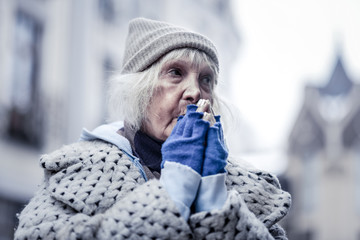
(121, 31, 219, 74)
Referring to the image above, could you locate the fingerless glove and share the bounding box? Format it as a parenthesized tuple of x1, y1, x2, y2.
(161, 105, 209, 174)
(202, 116, 228, 176)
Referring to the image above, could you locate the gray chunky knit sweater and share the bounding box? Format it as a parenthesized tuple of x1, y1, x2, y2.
(15, 140, 291, 239)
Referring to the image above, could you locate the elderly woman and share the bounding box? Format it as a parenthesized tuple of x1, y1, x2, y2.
(15, 18, 291, 239)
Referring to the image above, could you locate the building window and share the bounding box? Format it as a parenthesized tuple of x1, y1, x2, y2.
(101, 57, 114, 122)
(343, 109, 360, 148)
(216, 0, 225, 14)
(0, 195, 26, 240)
(98, 0, 115, 22)
(7, 10, 43, 147)
(299, 230, 314, 240)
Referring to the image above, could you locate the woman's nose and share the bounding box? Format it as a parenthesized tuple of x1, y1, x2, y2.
(183, 77, 201, 104)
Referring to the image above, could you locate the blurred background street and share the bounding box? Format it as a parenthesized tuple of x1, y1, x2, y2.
(0, 0, 360, 239)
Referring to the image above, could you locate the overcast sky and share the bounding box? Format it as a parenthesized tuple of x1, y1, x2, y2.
(228, 0, 360, 173)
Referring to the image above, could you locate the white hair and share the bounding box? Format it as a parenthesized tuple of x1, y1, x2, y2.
(107, 48, 236, 134)
(106, 69, 158, 131)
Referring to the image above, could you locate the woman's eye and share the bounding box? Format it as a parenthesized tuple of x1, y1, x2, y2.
(201, 76, 212, 85)
(169, 68, 182, 77)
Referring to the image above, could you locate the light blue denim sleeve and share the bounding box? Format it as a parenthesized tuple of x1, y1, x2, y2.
(160, 161, 201, 220)
(194, 173, 228, 213)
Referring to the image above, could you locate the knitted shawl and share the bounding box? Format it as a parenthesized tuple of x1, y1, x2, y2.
(15, 140, 291, 240)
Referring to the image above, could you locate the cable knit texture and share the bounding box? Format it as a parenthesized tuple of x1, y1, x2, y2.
(121, 18, 219, 74)
(15, 140, 291, 239)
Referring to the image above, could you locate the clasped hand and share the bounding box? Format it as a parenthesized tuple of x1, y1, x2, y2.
(161, 101, 228, 176)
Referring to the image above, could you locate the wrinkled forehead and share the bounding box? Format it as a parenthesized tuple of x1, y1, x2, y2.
(159, 48, 218, 76)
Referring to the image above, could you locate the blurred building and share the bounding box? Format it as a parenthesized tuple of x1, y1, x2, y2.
(0, 0, 240, 238)
(286, 56, 360, 240)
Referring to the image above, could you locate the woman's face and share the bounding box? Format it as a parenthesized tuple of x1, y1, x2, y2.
(142, 58, 215, 141)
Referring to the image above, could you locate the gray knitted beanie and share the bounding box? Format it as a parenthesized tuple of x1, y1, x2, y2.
(121, 17, 219, 74)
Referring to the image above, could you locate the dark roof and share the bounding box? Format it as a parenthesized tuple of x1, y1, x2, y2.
(318, 57, 353, 96)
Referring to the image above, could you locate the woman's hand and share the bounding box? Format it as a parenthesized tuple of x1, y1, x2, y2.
(202, 116, 228, 176)
(160, 100, 228, 217)
(161, 104, 210, 174)
(195, 99, 228, 176)
(196, 99, 215, 126)
(194, 99, 228, 176)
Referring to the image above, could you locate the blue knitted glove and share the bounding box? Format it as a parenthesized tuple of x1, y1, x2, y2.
(202, 116, 228, 176)
(161, 104, 210, 174)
